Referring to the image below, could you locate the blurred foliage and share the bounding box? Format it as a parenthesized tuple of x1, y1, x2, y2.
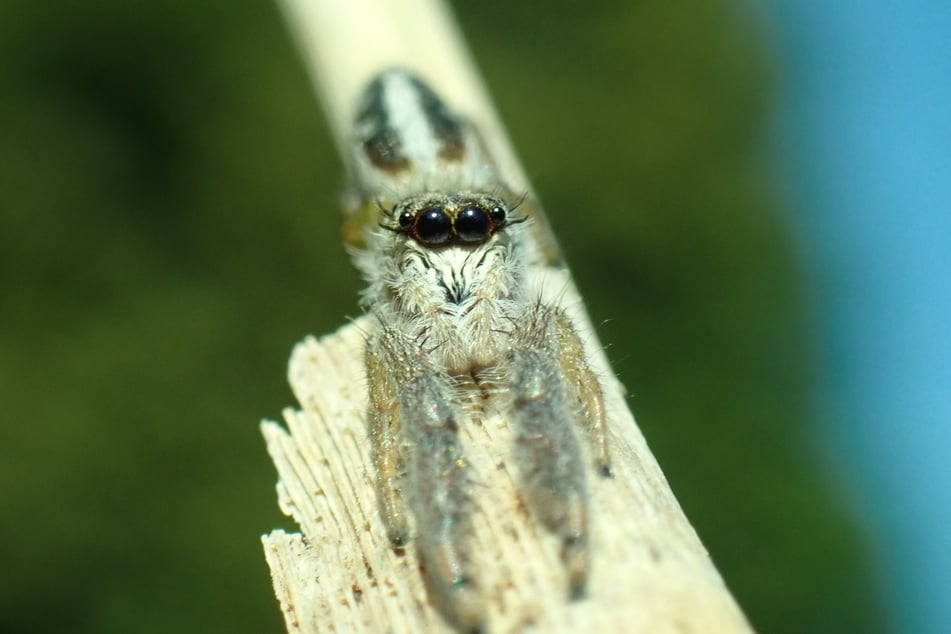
(0, 0, 887, 632)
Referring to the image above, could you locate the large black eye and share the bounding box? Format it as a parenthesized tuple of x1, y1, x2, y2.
(415, 207, 452, 245)
(455, 206, 491, 243)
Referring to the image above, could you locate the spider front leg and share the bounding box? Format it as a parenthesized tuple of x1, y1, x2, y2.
(552, 310, 613, 477)
(508, 302, 612, 598)
(366, 327, 484, 633)
(366, 333, 410, 546)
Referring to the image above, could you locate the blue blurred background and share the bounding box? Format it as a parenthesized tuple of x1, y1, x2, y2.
(2, 0, 946, 632)
(762, 1, 951, 631)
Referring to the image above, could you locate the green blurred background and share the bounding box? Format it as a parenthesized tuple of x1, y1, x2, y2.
(1, 0, 888, 632)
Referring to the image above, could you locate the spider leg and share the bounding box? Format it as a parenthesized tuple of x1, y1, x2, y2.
(552, 311, 613, 477)
(402, 373, 483, 632)
(368, 326, 484, 632)
(508, 302, 611, 598)
(510, 344, 590, 598)
(366, 333, 410, 545)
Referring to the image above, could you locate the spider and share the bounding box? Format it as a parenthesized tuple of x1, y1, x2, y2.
(342, 69, 612, 632)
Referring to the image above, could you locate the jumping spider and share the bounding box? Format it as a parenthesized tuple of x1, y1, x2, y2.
(344, 69, 612, 632)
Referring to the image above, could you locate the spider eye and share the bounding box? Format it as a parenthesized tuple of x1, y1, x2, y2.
(455, 206, 491, 243)
(415, 207, 452, 245)
(398, 210, 414, 228)
(490, 205, 506, 224)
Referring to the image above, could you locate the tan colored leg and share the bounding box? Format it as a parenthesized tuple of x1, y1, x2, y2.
(553, 311, 613, 477)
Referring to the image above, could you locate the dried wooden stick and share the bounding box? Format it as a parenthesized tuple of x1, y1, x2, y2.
(262, 0, 753, 631)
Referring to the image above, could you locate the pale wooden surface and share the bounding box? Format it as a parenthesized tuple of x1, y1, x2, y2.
(263, 0, 754, 631)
